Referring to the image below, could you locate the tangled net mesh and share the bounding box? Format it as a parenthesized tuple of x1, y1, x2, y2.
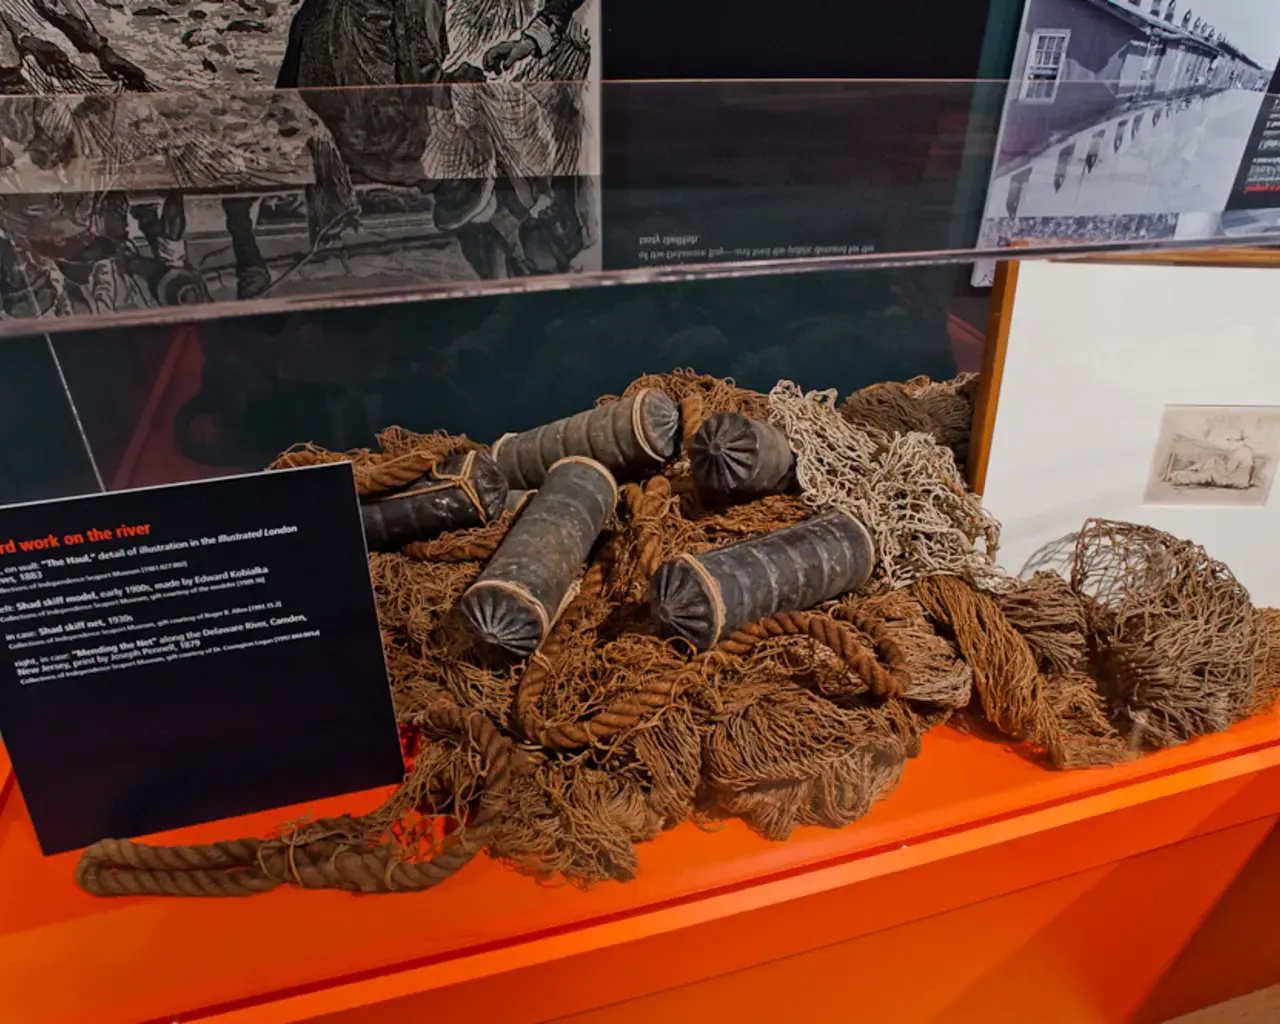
(74, 372, 1280, 898)
(771, 380, 1001, 589)
(839, 372, 980, 465)
(1070, 519, 1272, 749)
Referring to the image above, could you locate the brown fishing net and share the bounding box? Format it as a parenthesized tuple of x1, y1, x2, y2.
(917, 573, 1129, 770)
(75, 373, 1280, 898)
(607, 367, 775, 429)
(1069, 519, 1271, 749)
(838, 372, 980, 464)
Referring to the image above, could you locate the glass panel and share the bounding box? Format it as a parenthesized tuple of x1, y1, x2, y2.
(44, 263, 987, 493)
(0, 76, 1276, 338)
(0, 337, 99, 503)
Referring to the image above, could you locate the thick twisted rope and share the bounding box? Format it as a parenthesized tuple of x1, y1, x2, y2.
(521, 670, 691, 750)
(719, 611, 912, 699)
(270, 445, 442, 499)
(518, 601, 913, 752)
(402, 514, 512, 563)
(75, 707, 514, 897)
(352, 454, 443, 498)
(833, 606, 915, 695)
(679, 393, 705, 456)
(622, 475, 675, 582)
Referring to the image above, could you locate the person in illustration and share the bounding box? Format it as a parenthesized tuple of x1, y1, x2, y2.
(176, 0, 597, 463)
(0, 0, 168, 315)
(472, 0, 592, 278)
(1169, 431, 1257, 489)
(1222, 432, 1258, 487)
(1005, 167, 1031, 219)
(482, 0, 588, 72)
(1084, 130, 1104, 174)
(1054, 143, 1075, 192)
(1114, 120, 1127, 154)
(217, 0, 594, 296)
(0, 0, 153, 180)
(1132, 113, 1143, 140)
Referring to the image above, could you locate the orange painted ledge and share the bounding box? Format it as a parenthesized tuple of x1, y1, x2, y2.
(2, 710, 1279, 1024)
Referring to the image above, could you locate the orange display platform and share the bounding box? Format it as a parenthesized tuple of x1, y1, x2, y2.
(3, 711, 1279, 1024)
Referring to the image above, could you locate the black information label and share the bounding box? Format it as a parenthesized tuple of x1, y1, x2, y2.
(0, 464, 402, 855)
(1225, 63, 1280, 215)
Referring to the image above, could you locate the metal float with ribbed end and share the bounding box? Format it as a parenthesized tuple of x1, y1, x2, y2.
(690, 412, 795, 501)
(491, 389, 680, 490)
(650, 510, 876, 651)
(460, 457, 618, 656)
(361, 451, 508, 551)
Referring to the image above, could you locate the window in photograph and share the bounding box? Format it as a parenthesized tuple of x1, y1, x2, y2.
(1021, 29, 1070, 102)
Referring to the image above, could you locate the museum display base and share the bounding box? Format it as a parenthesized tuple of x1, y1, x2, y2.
(2, 712, 1278, 1024)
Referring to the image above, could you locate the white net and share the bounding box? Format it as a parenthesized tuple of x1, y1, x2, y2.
(768, 380, 1002, 590)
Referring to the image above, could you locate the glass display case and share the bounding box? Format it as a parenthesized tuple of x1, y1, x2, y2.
(5, 261, 984, 504)
(7, 69, 1280, 503)
(0, 75, 1276, 340)
(2, 53, 1280, 1024)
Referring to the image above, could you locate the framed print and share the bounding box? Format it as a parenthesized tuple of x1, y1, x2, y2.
(972, 257, 1280, 605)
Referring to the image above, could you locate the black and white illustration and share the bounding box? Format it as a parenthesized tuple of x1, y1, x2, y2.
(978, 0, 1280, 254)
(1145, 405, 1280, 506)
(1218, 207, 1280, 236)
(0, 0, 600, 322)
(979, 211, 1178, 250)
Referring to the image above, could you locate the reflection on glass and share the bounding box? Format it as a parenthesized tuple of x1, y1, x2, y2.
(47, 266, 985, 493)
(0, 73, 1274, 336)
(0, 0, 601, 331)
(0, 337, 98, 504)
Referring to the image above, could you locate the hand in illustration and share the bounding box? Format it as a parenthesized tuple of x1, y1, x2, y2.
(97, 46, 151, 92)
(445, 61, 486, 84)
(483, 37, 536, 74)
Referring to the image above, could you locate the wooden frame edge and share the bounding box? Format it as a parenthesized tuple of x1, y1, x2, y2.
(966, 259, 1019, 496)
(1075, 247, 1280, 269)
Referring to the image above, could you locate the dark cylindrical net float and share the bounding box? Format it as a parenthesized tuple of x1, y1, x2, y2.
(690, 412, 795, 501)
(361, 451, 508, 551)
(460, 457, 618, 656)
(491, 389, 680, 490)
(651, 510, 875, 650)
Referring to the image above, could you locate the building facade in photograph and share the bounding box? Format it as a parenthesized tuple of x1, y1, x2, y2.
(999, 0, 1269, 167)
